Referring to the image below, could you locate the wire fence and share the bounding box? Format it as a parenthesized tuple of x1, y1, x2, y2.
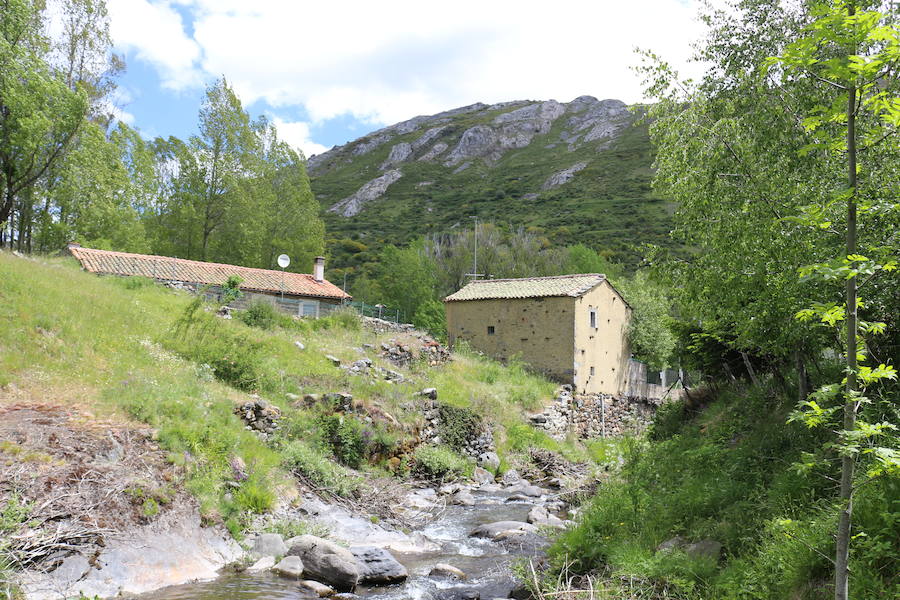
(346, 300, 408, 324)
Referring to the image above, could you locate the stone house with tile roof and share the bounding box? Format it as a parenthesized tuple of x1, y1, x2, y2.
(67, 244, 350, 317)
(444, 274, 631, 395)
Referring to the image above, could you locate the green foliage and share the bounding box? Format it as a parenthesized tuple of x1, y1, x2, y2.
(413, 298, 447, 339)
(221, 275, 243, 305)
(551, 384, 898, 598)
(263, 518, 330, 540)
(280, 440, 361, 497)
(316, 414, 366, 468)
(435, 404, 483, 453)
(619, 271, 676, 370)
(239, 300, 279, 331)
(412, 445, 471, 481)
(313, 103, 678, 274)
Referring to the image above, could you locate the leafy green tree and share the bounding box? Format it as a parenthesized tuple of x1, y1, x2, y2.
(377, 242, 437, 321)
(769, 3, 899, 597)
(642, 0, 898, 596)
(619, 271, 675, 371)
(0, 0, 89, 240)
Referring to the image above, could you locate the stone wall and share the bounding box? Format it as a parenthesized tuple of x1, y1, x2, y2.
(529, 386, 661, 439)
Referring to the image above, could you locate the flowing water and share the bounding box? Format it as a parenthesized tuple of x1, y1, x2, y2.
(142, 489, 542, 600)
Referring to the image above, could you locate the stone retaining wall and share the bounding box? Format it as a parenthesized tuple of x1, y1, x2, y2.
(529, 386, 663, 439)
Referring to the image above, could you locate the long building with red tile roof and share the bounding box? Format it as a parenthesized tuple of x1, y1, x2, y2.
(67, 244, 350, 316)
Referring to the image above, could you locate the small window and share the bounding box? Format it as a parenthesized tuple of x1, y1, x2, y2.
(590, 366, 595, 376)
(487, 326, 495, 335)
(589, 308, 597, 329)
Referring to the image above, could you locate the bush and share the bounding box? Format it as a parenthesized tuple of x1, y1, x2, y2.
(436, 404, 483, 453)
(412, 445, 471, 481)
(240, 300, 279, 330)
(280, 440, 361, 497)
(317, 414, 365, 468)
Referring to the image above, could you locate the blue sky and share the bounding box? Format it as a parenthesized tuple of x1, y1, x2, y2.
(106, 0, 708, 157)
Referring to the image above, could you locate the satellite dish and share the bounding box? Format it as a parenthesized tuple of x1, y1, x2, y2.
(277, 254, 290, 269)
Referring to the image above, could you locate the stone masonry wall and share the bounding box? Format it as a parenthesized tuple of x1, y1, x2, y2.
(529, 386, 661, 439)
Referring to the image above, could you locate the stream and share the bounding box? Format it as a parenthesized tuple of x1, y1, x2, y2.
(140, 488, 545, 600)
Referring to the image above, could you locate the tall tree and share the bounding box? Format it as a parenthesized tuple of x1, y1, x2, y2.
(0, 0, 117, 245)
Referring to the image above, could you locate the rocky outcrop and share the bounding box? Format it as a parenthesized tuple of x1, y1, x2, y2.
(329, 169, 403, 217)
(542, 162, 588, 190)
(380, 142, 412, 169)
(19, 508, 242, 600)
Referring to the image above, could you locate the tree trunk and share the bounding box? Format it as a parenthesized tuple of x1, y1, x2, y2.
(796, 350, 809, 405)
(835, 5, 858, 598)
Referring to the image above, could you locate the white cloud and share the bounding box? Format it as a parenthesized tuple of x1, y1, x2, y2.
(109, 0, 714, 140)
(271, 118, 330, 158)
(107, 0, 202, 90)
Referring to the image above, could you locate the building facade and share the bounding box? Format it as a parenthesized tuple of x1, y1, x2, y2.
(67, 244, 350, 315)
(444, 274, 631, 395)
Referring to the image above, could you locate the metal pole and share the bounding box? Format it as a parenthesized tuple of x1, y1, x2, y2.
(472, 216, 478, 280)
(280, 267, 284, 301)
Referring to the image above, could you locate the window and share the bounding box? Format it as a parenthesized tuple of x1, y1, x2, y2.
(590, 366, 595, 376)
(589, 308, 597, 329)
(487, 326, 495, 335)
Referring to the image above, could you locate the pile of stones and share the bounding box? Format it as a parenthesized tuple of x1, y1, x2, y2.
(234, 397, 282, 437)
(343, 357, 405, 383)
(380, 338, 450, 368)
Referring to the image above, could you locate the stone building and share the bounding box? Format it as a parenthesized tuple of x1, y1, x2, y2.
(66, 244, 350, 316)
(444, 274, 631, 395)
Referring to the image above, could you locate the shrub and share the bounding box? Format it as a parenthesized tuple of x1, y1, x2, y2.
(436, 404, 483, 453)
(412, 445, 471, 481)
(234, 477, 276, 514)
(240, 300, 279, 330)
(317, 414, 365, 468)
(281, 440, 361, 497)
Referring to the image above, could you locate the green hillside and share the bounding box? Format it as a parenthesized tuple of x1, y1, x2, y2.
(309, 98, 676, 272)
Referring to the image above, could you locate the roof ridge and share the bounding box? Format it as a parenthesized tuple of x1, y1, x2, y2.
(468, 273, 605, 284)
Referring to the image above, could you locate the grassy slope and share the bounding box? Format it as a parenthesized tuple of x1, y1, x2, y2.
(549, 386, 899, 600)
(0, 252, 576, 531)
(312, 107, 677, 271)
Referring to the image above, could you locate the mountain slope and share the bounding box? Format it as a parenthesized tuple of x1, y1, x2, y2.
(309, 96, 675, 269)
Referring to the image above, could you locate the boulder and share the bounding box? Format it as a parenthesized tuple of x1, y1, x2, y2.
(501, 469, 521, 485)
(472, 467, 494, 484)
(452, 490, 476, 506)
(301, 579, 336, 597)
(350, 546, 408, 585)
(429, 563, 467, 580)
(252, 533, 288, 557)
(477, 452, 500, 471)
(294, 341, 306, 350)
(686, 540, 722, 561)
(246, 556, 275, 572)
(419, 387, 438, 400)
(494, 530, 550, 552)
(287, 535, 360, 592)
(656, 536, 686, 553)
(510, 483, 545, 498)
(470, 521, 537, 540)
(325, 354, 342, 367)
(272, 555, 304, 579)
(527, 506, 565, 529)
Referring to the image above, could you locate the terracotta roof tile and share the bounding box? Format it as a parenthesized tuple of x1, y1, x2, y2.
(68, 245, 350, 300)
(444, 274, 607, 301)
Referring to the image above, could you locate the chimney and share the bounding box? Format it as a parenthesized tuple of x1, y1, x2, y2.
(313, 256, 325, 282)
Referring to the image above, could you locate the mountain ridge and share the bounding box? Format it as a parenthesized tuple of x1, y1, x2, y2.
(309, 96, 675, 271)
